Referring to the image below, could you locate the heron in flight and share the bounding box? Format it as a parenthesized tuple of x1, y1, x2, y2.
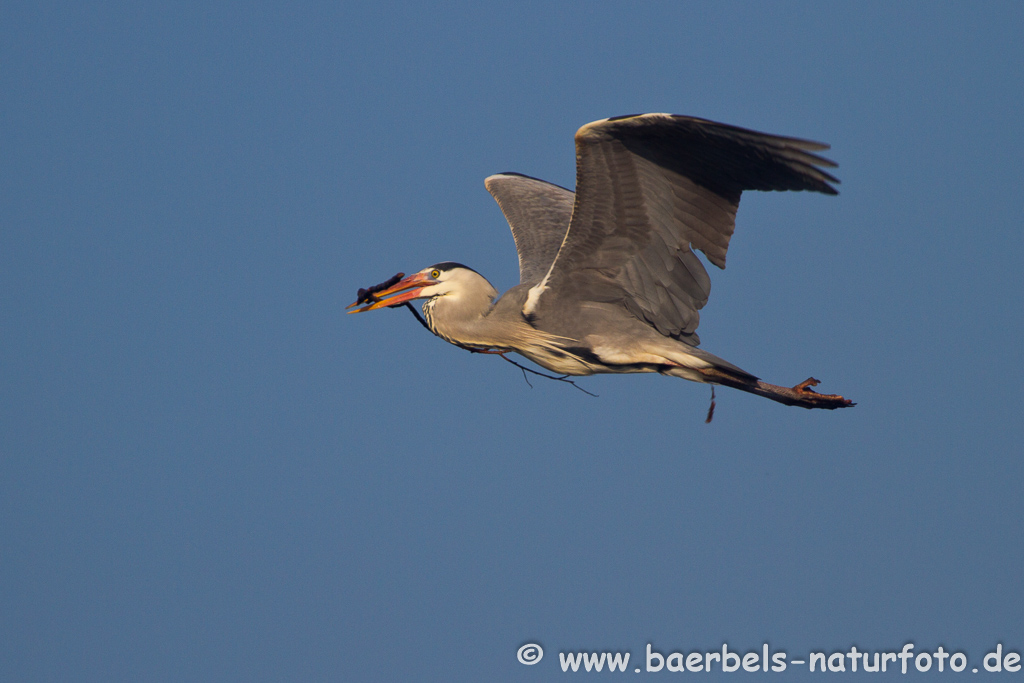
(349, 114, 853, 409)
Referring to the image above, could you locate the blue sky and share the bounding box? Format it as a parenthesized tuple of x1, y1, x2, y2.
(2, 2, 1022, 681)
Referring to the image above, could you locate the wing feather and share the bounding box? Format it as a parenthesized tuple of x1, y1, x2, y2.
(525, 114, 839, 342)
(484, 173, 574, 285)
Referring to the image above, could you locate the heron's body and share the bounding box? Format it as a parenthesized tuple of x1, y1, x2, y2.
(350, 114, 853, 410)
(421, 271, 736, 381)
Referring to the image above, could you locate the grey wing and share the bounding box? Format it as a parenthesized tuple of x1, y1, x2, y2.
(525, 113, 839, 343)
(485, 173, 575, 285)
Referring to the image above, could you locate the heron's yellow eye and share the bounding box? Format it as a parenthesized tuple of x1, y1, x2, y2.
(430, 269, 440, 279)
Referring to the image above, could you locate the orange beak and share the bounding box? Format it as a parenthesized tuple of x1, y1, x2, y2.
(346, 271, 438, 313)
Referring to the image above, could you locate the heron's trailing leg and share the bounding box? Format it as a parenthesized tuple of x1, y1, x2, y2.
(699, 368, 854, 410)
(757, 376, 854, 409)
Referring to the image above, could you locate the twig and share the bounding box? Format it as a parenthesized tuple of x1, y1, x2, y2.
(705, 385, 716, 424)
(400, 302, 597, 397)
(354, 273, 404, 306)
(496, 353, 598, 397)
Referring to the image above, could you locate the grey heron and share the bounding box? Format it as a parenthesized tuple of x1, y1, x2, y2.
(349, 113, 853, 410)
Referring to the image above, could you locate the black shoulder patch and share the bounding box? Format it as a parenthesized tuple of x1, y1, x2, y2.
(562, 345, 603, 365)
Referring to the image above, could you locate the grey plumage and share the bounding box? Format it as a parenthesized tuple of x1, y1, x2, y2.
(484, 173, 573, 286)
(520, 114, 838, 345)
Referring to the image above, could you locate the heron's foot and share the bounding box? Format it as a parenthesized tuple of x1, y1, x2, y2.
(788, 377, 855, 409)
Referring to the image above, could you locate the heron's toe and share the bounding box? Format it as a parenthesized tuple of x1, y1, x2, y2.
(793, 377, 821, 393)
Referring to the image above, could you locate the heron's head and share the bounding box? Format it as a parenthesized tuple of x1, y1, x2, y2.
(347, 262, 495, 313)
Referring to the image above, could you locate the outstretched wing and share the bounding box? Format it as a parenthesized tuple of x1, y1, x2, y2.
(524, 114, 839, 342)
(485, 173, 575, 285)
